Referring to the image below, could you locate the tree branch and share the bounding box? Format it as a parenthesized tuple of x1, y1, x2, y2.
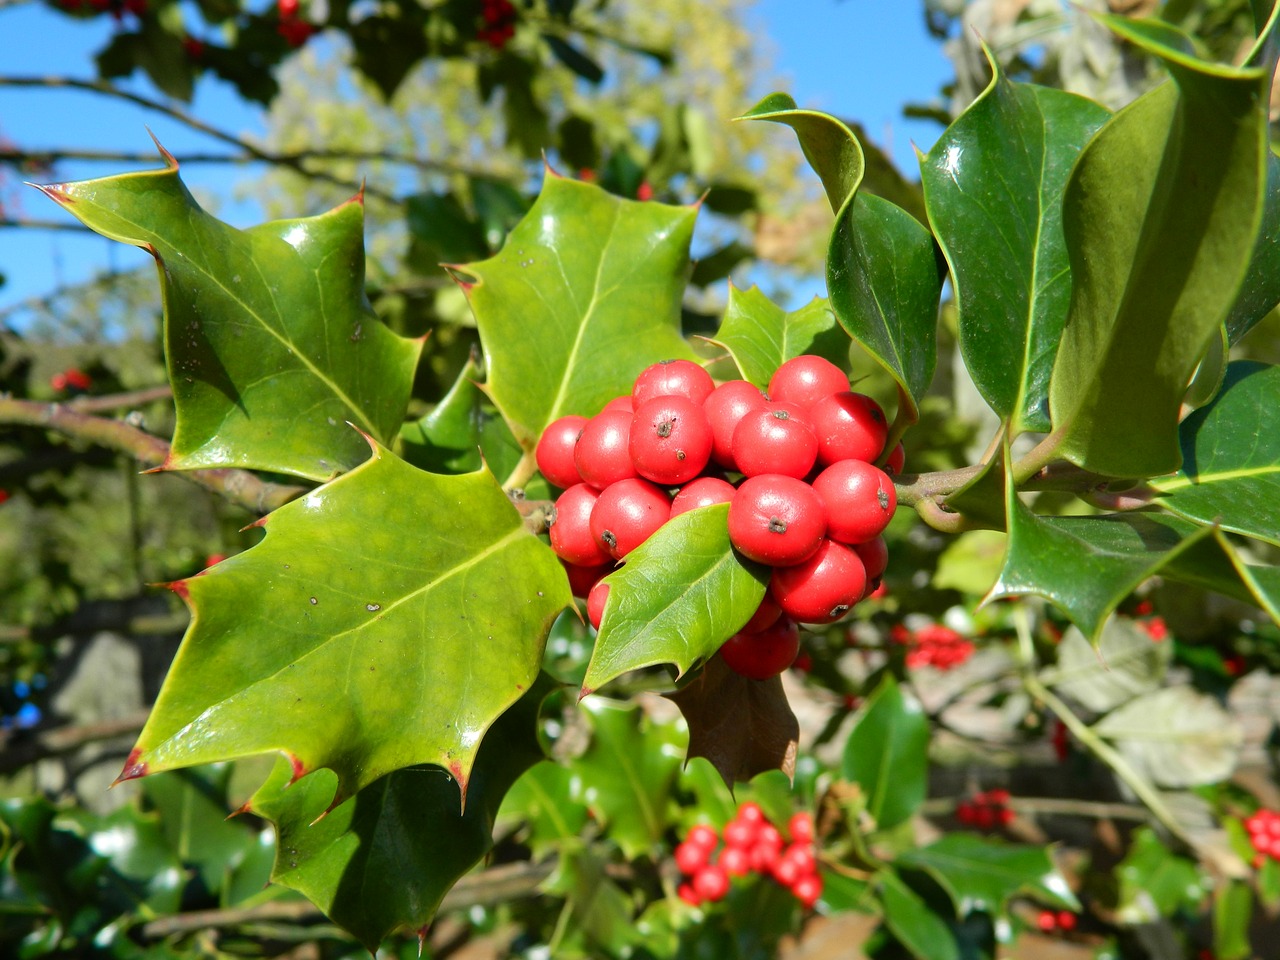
(0, 395, 305, 513)
(0, 709, 151, 775)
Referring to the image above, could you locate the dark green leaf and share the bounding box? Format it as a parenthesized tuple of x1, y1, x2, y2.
(896, 833, 1079, 917)
(702, 184, 758, 215)
(250, 673, 553, 952)
(497, 760, 589, 857)
(880, 870, 960, 960)
(97, 23, 195, 102)
(542, 34, 605, 84)
(708, 286, 847, 387)
(462, 175, 697, 454)
(568, 698, 685, 859)
(1115, 828, 1207, 922)
(1226, 150, 1280, 343)
(126, 442, 570, 804)
(841, 674, 928, 831)
(1154, 361, 1280, 546)
(1047, 19, 1269, 477)
(405, 192, 488, 268)
(921, 48, 1109, 431)
(689, 241, 753, 288)
(38, 164, 422, 481)
(348, 12, 429, 100)
(581, 504, 768, 695)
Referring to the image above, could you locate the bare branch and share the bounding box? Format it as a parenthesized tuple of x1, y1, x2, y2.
(0, 710, 151, 775)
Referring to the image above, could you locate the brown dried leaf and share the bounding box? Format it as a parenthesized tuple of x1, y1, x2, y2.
(666, 655, 799, 788)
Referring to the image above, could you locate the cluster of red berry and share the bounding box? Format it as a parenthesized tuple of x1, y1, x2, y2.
(1245, 808, 1280, 867)
(955, 788, 1014, 830)
(890, 622, 974, 670)
(673, 803, 822, 908)
(50, 368, 92, 394)
(477, 0, 516, 48)
(1035, 909, 1077, 933)
(276, 0, 315, 48)
(538, 356, 900, 680)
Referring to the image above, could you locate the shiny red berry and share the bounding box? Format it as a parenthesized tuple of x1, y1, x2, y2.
(768, 355, 848, 410)
(587, 581, 609, 630)
(670, 476, 737, 518)
(575, 409, 637, 490)
(629, 395, 713, 485)
(812, 459, 897, 545)
(704, 379, 769, 469)
(808, 391, 887, 465)
(727, 474, 826, 566)
(549, 484, 610, 566)
(632, 359, 715, 406)
(732, 402, 818, 479)
(536, 414, 587, 489)
(718, 616, 801, 680)
(691, 863, 730, 902)
(770, 538, 867, 624)
(589, 478, 670, 559)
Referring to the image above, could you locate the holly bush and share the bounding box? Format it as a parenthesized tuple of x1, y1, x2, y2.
(5, 3, 1280, 959)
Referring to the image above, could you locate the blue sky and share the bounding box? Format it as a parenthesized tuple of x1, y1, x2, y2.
(0, 1, 954, 318)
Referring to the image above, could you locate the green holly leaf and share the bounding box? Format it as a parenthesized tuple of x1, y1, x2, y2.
(37, 160, 422, 481)
(581, 504, 768, 696)
(1047, 18, 1269, 478)
(250, 673, 554, 953)
(841, 675, 928, 832)
(1227, 149, 1280, 344)
(1115, 828, 1208, 923)
(542, 846, 640, 956)
(1153, 361, 1280, 547)
(921, 47, 1110, 432)
(461, 175, 698, 452)
(498, 759, 590, 858)
(707, 287, 848, 387)
(121, 440, 570, 805)
(741, 94, 943, 422)
(880, 869, 960, 960)
(897, 834, 1078, 919)
(568, 698, 685, 859)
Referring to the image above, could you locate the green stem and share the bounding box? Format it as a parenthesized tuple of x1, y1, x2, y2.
(875, 385, 915, 471)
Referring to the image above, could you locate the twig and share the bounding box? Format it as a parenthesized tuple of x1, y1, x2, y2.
(0, 709, 151, 775)
(0, 395, 305, 513)
(0, 217, 93, 232)
(922, 795, 1150, 821)
(67, 385, 172, 413)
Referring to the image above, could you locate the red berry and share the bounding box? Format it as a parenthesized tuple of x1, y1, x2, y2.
(629, 395, 713, 485)
(561, 560, 611, 599)
(788, 812, 814, 844)
(704, 380, 769, 469)
(670, 476, 737, 518)
(768, 355, 848, 410)
(636, 181, 654, 201)
(674, 839, 710, 874)
(719, 617, 802, 680)
(956, 802, 977, 825)
(727, 474, 826, 567)
(884, 442, 906, 475)
(791, 872, 823, 908)
(1037, 910, 1057, 932)
(536, 414, 587, 489)
(692, 863, 730, 902)
(549, 484, 610, 566)
(720, 844, 752, 875)
(737, 802, 766, 824)
(750, 824, 784, 871)
(278, 0, 298, 16)
(723, 816, 760, 849)
(632, 359, 715, 406)
(780, 843, 816, 878)
(771, 855, 801, 887)
(1056, 911, 1077, 931)
(677, 882, 702, 906)
(808, 391, 887, 465)
(587, 581, 609, 630)
(685, 824, 719, 851)
(574, 409, 637, 489)
(811, 459, 897, 545)
(602, 394, 634, 414)
(742, 594, 783, 633)
(589, 478, 671, 559)
(853, 535, 889, 581)
(732, 403, 818, 479)
(770, 539, 867, 624)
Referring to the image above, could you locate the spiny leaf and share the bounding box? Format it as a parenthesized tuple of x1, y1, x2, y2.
(1047, 18, 1269, 477)
(880, 870, 960, 960)
(581, 504, 768, 696)
(250, 673, 554, 953)
(841, 674, 928, 832)
(461, 173, 698, 453)
(921, 46, 1110, 431)
(37, 159, 421, 481)
(665, 655, 799, 788)
(122, 439, 570, 805)
(1153, 361, 1280, 546)
(707, 286, 847, 387)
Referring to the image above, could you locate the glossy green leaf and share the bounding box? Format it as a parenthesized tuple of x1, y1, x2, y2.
(497, 759, 590, 858)
(250, 674, 552, 952)
(921, 49, 1110, 431)
(880, 870, 960, 960)
(1041, 618, 1171, 714)
(741, 94, 944, 420)
(1226, 150, 1280, 344)
(1048, 20, 1269, 477)
(462, 174, 698, 449)
(38, 161, 422, 481)
(125, 440, 570, 804)
(841, 675, 928, 831)
(398, 347, 522, 478)
(568, 698, 685, 859)
(1153, 361, 1280, 547)
(896, 834, 1079, 917)
(1214, 879, 1254, 960)
(543, 847, 640, 956)
(708, 287, 847, 387)
(1093, 685, 1242, 788)
(582, 504, 768, 695)
(1115, 828, 1207, 923)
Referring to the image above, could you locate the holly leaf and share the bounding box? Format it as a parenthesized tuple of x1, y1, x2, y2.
(460, 174, 698, 450)
(1093, 686, 1243, 788)
(896, 834, 1079, 917)
(249, 673, 554, 953)
(665, 655, 799, 788)
(581, 504, 768, 696)
(1153, 361, 1280, 547)
(880, 870, 960, 960)
(120, 439, 571, 805)
(568, 698, 685, 859)
(921, 47, 1110, 432)
(1115, 828, 1207, 923)
(740, 94, 944, 421)
(497, 759, 589, 858)
(1226, 149, 1280, 344)
(707, 286, 848, 387)
(1041, 618, 1171, 714)
(1047, 18, 1270, 478)
(37, 158, 422, 481)
(841, 675, 928, 832)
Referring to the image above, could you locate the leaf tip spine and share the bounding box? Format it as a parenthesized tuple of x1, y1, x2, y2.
(33, 182, 76, 206)
(145, 127, 180, 170)
(164, 578, 192, 601)
(113, 747, 149, 786)
(286, 751, 308, 785)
